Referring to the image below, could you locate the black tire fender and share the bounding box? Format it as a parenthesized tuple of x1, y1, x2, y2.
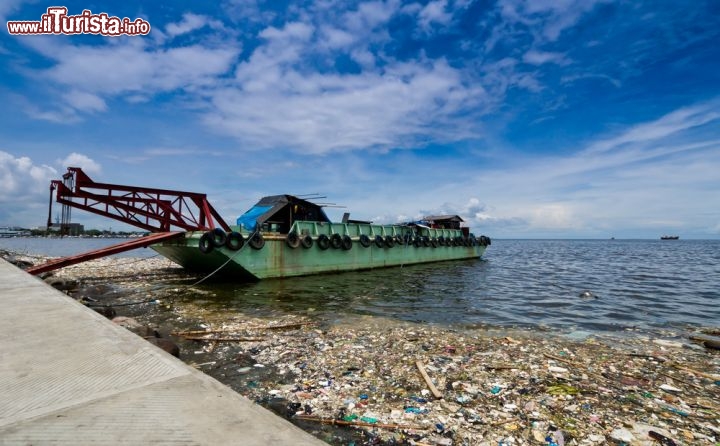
(301, 234, 313, 249)
(341, 235, 353, 250)
(225, 231, 244, 250)
(249, 233, 265, 250)
(211, 228, 227, 247)
(359, 234, 371, 248)
(330, 233, 343, 249)
(317, 234, 330, 250)
(286, 231, 300, 249)
(199, 232, 214, 254)
(374, 235, 384, 248)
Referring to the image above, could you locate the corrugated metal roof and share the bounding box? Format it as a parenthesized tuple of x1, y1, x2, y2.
(423, 215, 464, 222)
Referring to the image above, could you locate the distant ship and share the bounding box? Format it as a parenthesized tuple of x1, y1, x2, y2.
(660, 235, 679, 240)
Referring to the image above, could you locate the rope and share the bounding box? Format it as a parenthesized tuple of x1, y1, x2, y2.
(188, 228, 259, 287)
(86, 297, 159, 307)
(399, 228, 417, 269)
(111, 253, 162, 266)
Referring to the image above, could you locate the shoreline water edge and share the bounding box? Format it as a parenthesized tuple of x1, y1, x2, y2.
(2, 250, 719, 445)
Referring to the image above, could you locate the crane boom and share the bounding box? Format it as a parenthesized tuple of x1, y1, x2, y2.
(49, 167, 230, 233)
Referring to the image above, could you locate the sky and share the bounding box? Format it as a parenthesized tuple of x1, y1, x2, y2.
(1, 0, 719, 239)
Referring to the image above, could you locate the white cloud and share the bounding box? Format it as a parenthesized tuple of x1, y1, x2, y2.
(585, 100, 720, 155)
(523, 50, 570, 66)
(500, 0, 608, 42)
(412, 197, 495, 228)
(0, 152, 105, 227)
(344, 0, 399, 32)
(0, 0, 29, 22)
(207, 58, 487, 153)
(259, 21, 314, 41)
(480, 57, 542, 96)
(37, 42, 239, 95)
(350, 48, 376, 68)
(326, 100, 718, 238)
(529, 203, 578, 229)
(319, 26, 356, 50)
(61, 90, 107, 113)
(22, 105, 81, 124)
(165, 13, 224, 38)
(418, 0, 452, 30)
(453, 102, 720, 237)
(0, 151, 57, 202)
(561, 73, 621, 88)
(16, 30, 239, 120)
(57, 153, 101, 175)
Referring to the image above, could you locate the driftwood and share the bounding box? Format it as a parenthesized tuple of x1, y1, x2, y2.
(625, 353, 668, 362)
(252, 321, 315, 330)
(491, 417, 519, 427)
(690, 334, 720, 349)
(181, 336, 265, 342)
(484, 364, 517, 370)
(656, 370, 700, 389)
(294, 415, 424, 430)
(173, 321, 314, 337)
(173, 329, 229, 336)
(543, 352, 579, 367)
(415, 360, 443, 399)
(670, 362, 720, 380)
(543, 352, 618, 388)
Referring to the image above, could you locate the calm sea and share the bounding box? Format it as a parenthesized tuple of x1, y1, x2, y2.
(2, 237, 718, 337)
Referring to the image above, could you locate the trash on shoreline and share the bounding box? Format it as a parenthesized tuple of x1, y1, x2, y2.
(159, 314, 720, 445)
(9, 252, 720, 445)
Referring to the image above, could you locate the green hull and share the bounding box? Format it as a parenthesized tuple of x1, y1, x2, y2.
(151, 221, 488, 281)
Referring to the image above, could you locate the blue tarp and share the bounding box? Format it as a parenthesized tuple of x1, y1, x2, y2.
(236, 205, 272, 231)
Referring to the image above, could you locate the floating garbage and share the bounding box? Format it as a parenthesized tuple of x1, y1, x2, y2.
(167, 317, 720, 445)
(42, 254, 720, 446)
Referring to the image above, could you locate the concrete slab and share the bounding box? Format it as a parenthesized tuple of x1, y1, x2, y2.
(0, 259, 327, 445)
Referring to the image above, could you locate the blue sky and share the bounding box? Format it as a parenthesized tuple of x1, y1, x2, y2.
(1, 0, 719, 238)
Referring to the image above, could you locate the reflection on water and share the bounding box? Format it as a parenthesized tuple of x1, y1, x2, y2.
(4, 237, 719, 336)
(188, 259, 488, 325)
(181, 240, 720, 335)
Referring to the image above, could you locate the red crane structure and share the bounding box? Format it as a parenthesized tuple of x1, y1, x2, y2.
(26, 167, 230, 275)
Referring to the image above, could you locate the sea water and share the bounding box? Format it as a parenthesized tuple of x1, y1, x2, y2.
(2, 237, 718, 337)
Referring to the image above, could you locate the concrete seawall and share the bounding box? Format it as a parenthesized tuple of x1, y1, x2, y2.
(0, 259, 327, 445)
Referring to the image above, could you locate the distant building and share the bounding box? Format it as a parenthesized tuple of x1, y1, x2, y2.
(0, 227, 32, 237)
(0, 227, 20, 237)
(47, 223, 85, 236)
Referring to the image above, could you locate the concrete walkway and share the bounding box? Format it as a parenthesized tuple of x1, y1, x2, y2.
(0, 259, 327, 445)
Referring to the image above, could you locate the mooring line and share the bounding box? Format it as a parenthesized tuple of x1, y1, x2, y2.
(188, 229, 259, 287)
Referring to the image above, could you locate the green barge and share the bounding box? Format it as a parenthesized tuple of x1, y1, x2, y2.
(152, 194, 490, 280)
(30, 168, 490, 280)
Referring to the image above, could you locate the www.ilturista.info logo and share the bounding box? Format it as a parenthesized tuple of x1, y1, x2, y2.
(7, 7, 151, 36)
